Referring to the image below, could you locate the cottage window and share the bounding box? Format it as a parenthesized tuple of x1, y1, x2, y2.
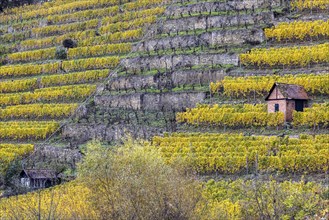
(274, 104, 279, 112)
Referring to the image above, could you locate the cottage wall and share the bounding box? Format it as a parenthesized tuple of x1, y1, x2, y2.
(266, 83, 309, 122)
(267, 99, 288, 120)
(286, 100, 295, 121)
(267, 87, 285, 100)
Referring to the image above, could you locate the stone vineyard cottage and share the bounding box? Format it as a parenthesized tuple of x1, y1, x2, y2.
(265, 83, 309, 122)
(20, 169, 60, 189)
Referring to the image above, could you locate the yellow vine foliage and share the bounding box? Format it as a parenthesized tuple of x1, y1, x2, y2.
(0, 181, 98, 219)
(32, 19, 99, 37)
(102, 7, 165, 26)
(176, 104, 284, 127)
(210, 74, 329, 97)
(0, 84, 96, 106)
(20, 30, 97, 51)
(7, 47, 56, 63)
(62, 56, 120, 72)
(265, 20, 329, 41)
(291, 0, 329, 10)
(99, 16, 157, 35)
(0, 144, 34, 173)
(0, 121, 59, 140)
(47, 5, 119, 24)
(0, 70, 108, 93)
(0, 103, 78, 119)
(67, 43, 132, 59)
(0, 62, 60, 77)
(80, 28, 143, 47)
(2, 0, 78, 17)
(0, 78, 38, 93)
(0, 0, 127, 24)
(152, 133, 329, 173)
(39, 69, 109, 87)
(123, 0, 165, 11)
(293, 103, 329, 128)
(6, 0, 164, 50)
(240, 43, 329, 67)
(0, 20, 39, 35)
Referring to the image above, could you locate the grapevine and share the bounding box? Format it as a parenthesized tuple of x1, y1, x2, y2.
(176, 104, 285, 127)
(153, 133, 329, 174)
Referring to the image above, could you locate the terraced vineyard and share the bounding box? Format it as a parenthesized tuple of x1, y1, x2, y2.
(0, 0, 166, 175)
(0, 0, 329, 218)
(153, 133, 329, 174)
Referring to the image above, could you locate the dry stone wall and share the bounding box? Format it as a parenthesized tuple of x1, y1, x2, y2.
(94, 92, 206, 111)
(66, 0, 285, 145)
(121, 53, 239, 71)
(134, 28, 265, 52)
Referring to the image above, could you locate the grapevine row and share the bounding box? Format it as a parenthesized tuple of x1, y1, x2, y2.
(67, 43, 132, 59)
(0, 56, 119, 78)
(240, 43, 329, 67)
(0, 144, 34, 173)
(32, 19, 99, 38)
(0, 121, 59, 140)
(79, 29, 143, 47)
(153, 133, 329, 173)
(291, 0, 329, 10)
(99, 16, 157, 35)
(0, 0, 129, 24)
(19, 28, 143, 51)
(0, 70, 108, 93)
(102, 7, 165, 26)
(176, 104, 284, 127)
(7, 47, 56, 63)
(0, 84, 96, 106)
(0, 6, 164, 43)
(7, 43, 129, 63)
(19, 30, 97, 50)
(3, 0, 80, 16)
(293, 103, 329, 128)
(0, 103, 78, 120)
(265, 20, 329, 41)
(210, 74, 329, 97)
(0, 20, 39, 35)
(47, 5, 119, 24)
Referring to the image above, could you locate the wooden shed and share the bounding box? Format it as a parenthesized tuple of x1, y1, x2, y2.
(20, 169, 59, 189)
(265, 83, 309, 122)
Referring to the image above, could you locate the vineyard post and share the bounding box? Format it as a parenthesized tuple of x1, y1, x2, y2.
(293, 157, 296, 177)
(38, 190, 41, 220)
(325, 159, 329, 194)
(255, 153, 258, 176)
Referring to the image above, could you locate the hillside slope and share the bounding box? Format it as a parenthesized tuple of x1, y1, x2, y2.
(0, 0, 167, 175)
(0, 0, 328, 196)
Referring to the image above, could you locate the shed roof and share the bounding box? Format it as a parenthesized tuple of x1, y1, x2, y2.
(21, 169, 57, 179)
(265, 83, 309, 100)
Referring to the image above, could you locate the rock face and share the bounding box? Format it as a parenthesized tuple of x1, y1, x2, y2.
(63, 0, 285, 145)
